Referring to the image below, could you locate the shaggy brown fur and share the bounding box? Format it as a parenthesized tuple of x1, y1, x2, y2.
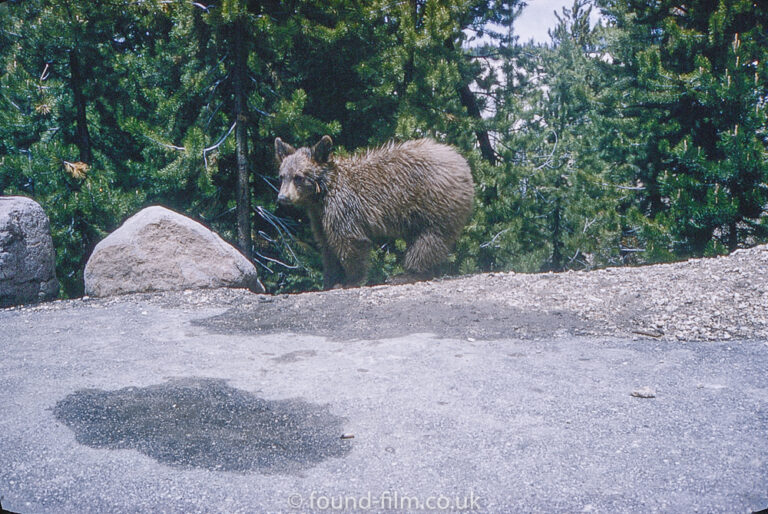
(275, 135, 474, 288)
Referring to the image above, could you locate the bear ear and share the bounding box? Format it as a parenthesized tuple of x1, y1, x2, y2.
(274, 138, 296, 163)
(311, 135, 333, 163)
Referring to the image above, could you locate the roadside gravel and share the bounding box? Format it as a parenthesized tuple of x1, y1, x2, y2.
(7, 244, 768, 342)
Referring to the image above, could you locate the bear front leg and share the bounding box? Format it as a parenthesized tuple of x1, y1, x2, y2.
(321, 246, 345, 289)
(308, 207, 345, 289)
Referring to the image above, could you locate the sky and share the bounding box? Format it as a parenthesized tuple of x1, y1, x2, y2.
(514, 0, 603, 44)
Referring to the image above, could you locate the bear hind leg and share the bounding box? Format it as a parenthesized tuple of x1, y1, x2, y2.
(403, 231, 451, 276)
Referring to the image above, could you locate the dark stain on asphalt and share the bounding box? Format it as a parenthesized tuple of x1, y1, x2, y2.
(53, 378, 351, 474)
(193, 295, 586, 341)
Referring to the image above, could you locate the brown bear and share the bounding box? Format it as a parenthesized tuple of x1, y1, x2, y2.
(275, 135, 474, 288)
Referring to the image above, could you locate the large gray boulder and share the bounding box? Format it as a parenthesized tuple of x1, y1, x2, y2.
(0, 196, 59, 307)
(84, 206, 264, 297)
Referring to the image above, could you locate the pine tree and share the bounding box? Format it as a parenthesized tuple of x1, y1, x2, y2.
(465, 0, 624, 273)
(600, 0, 768, 256)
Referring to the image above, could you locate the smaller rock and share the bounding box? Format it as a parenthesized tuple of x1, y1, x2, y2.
(0, 196, 59, 307)
(84, 206, 264, 297)
(630, 386, 656, 399)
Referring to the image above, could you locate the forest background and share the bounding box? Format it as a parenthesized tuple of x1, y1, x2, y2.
(0, 0, 766, 296)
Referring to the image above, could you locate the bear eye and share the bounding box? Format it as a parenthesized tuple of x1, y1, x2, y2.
(294, 176, 305, 185)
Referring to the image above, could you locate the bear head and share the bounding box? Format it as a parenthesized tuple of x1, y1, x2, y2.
(275, 135, 333, 207)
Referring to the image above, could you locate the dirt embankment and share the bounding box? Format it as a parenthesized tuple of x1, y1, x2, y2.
(7, 245, 768, 342)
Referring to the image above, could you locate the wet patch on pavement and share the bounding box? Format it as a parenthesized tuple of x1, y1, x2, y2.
(194, 296, 586, 341)
(53, 378, 351, 473)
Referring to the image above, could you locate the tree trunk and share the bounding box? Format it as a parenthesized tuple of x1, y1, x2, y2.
(551, 197, 563, 271)
(457, 82, 496, 165)
(403, 0, 417, 88)
(727, 220, 738, 252)
(444, 37, 496, 165)
(233, 17, 252, 259)
(68, 49, 92, 163)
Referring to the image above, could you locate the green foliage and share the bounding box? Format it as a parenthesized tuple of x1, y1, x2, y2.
(599, 0, 768, 256)
(459, 0, 628, 275)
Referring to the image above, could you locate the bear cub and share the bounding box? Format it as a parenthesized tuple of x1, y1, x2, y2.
(275, 135, 474, 289)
